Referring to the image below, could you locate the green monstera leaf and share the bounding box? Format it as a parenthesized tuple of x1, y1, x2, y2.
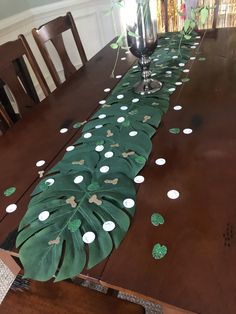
(16, 31, 198, 281)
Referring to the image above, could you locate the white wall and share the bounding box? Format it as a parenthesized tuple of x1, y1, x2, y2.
(0, 0, 121, 100)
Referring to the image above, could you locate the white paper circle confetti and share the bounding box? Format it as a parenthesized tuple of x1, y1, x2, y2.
(95, 124, 103, 129)
(133, 65, 138, 69)
(99, 100, 106, 105)
(66, 146, 75, 152)
(38, 211, 50, 221)
(183, 69, 190, 73)
(155, 158, 166, 166)
(60, 128, 68, 134)
(117, 94, 124, 100)
(104, 151, 113, 158)
(194, 42, 199, 45)
(6, 204, 17, 213)
(164, 47, 169, 51)
(175, 82, 182, 86)
(116, 75, 122, 79)
(167, 190, 180, 199)
(129, 131, 138, 137)
(173, 105, 182, 110)
(196, 36, 201, 39)
(134, 175, 145, 183)
(172, 55, 178, 59)
(103, 221, 116, 232)
(191, 46, 196, 49)
(123, 198, 135, 208)
(179, 63, 185, 67)
(168, 88, 176, 92)
(36, 160, 45, 167)
(183, 128, 193, 134)
(104, 88, 111, 92)
(125, 51, 130, 54)
(95, 145, 104, 152)
(132, 98, 139, 103)
(83, 232, 95, 244)
(100, 166, 109, 173)
(98, 114, 106, 119)
(121, 57, 126, 60)
(84, 132, 92, 139)
(117, 117, 125, 123)
(166, 71, 172, 74)
(74, 175, 84, 184)
(190, 56, 196, 60)
(120, 106, 128, 111)
(45, 178, 55, 186)
(153, 58, 159, 61)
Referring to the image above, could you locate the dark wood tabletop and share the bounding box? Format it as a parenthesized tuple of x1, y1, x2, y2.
(1, 27, 236, 314)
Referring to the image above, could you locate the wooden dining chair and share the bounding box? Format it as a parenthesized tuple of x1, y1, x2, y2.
(32, 12, 87, 88)
(0, 35, 50, 118)
(1, 280, 145, 314)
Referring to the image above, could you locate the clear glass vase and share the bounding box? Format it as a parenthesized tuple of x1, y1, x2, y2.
(125, 0, 162, 94)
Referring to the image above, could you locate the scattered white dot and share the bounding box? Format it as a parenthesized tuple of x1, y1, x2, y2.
(83, 132, 92, 139)
(60, 128, 68, 134)
(117, 117, 125, 123)
(95, 124, 103, 129)
(129, 131, 138, 137)
(164, 48, 169, 51)
(168, 88, 176, 92)
(104, 88, 111, 92)
(190, 56, 196, 60)
(120, 106, 128, 111)
(6, 204, 17, 213)
(172, 55, 178, 59)
(183, 128, 193, 134)
(121, 57, 126, 60)
(151, 73, 156, 77)
(116, 75, 122, 79)
(95, 145, 104, 152)
(99, 100, 106, 105)
(183, 69, 190, 73)
(36, 160, 45, 167)
(153, 58, 159, 61)
(38, 210, 50, 221)
(100, 166, 109, 173)
(98, 114, 106, 119)
(45, 178, 55, 186)
(165, 37, 170, 40)
(74, 175, 84, 184)
(179, 63, 185, 67)
(132, 98, 139, 103)
(103, 221, 116, 232)
(134, 175, 145, 183)
(196, 36, 201, 39)
(117, 94, 124, 100)
(191, 46, 196, 49)
(125, 51, 130, 54)
(83, 231, 95, 244)
(66, 146, 75, 152)
(167, 190, 180, 199)
(194, 42, 199, 46)
(175, 82, 182, 86)
(155, 158, 166, 166)
(157, 45, 162, 48)
(133, 65, 138, 69)
(173, 105, 182, 110)
(166, 71, 172, 74)
(104, 151, 114, 158)
(123, 198, 135, 209)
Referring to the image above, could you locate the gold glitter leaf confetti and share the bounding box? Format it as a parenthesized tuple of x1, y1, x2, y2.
(38, 171, 44, 178)
(122, 151, 135, 158)
(143, 115, 151, 123)
(104, 178, 119, 185)
(72, 160, 85, 165)
(110, 143, 119, 148)
(107, 130, 114, 137)
(48, 237, 60, 245)
(66, 196, 77, 208)
(89, 194, 102, 206)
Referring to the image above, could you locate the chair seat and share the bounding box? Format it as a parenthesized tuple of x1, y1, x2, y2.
(1, 281, 145, 314)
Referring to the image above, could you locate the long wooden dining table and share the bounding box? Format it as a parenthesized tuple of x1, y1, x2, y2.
(1, 27, 236, 314)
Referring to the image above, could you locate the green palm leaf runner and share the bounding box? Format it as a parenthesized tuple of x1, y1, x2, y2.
(16, 32, 200, 281)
